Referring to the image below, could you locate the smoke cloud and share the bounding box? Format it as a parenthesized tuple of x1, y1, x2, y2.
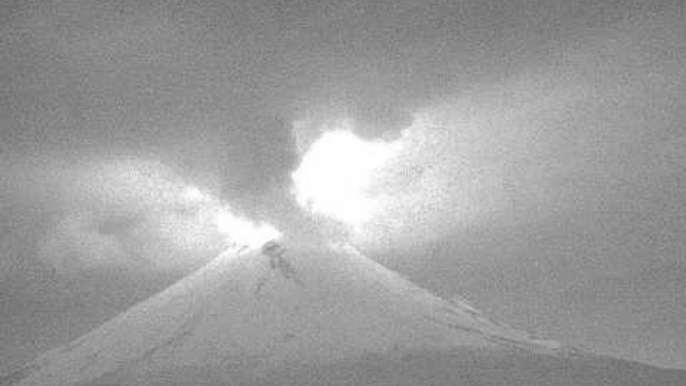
(0, 1, 683, 275)
(26, 156, 251, 275)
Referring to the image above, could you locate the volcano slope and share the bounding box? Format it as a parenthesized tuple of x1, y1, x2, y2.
(2, 241, 685, 386)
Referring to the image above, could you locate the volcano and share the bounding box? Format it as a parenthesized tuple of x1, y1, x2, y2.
(3, 240, 685, 386)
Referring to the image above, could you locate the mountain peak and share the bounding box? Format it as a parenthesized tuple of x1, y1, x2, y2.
(0, 241, 600, 386)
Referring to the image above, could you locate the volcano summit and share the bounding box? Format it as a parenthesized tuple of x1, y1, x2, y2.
(2, 241, 684, 386)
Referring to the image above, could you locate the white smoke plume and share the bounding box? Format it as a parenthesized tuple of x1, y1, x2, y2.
(34, 156, 277, 276)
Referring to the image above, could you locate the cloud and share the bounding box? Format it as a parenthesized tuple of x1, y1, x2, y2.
(343, 14, 686, 251)
(2, 0, 685, 270)
(30, 156, 256, 275)
(37, 215, 127, 275)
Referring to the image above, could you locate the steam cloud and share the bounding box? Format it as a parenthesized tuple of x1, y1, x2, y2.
(33, 157, 243, 275)
(1, 1, 684, 273)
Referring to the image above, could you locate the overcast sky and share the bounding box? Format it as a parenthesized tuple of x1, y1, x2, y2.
(2, 0, 685, 371)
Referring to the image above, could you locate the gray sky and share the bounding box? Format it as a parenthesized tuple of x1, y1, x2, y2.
(2, 0, 685, 371)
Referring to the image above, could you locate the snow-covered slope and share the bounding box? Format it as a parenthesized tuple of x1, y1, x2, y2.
(2, 241, 684, 386)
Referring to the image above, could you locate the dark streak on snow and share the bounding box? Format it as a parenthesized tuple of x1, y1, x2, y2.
(254, 277, 268, 297)
(260, 241, 305, 287)
(422, 316, 482, 336)
(422, 314, 548, 354)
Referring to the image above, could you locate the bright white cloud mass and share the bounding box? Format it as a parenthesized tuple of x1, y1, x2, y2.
(291, 121, 403, 229)
(213, 208, 282, 249)
(289, 112, 504, 245)
(289, 102, 577, 251)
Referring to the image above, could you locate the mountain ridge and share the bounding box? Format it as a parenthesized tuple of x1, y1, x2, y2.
(3, 240, 684, 386)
